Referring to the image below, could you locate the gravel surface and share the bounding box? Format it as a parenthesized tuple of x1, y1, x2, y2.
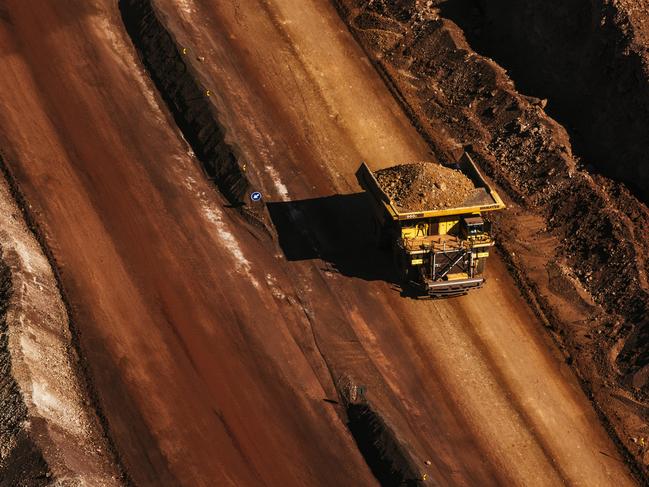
(375, 162, 475, 211)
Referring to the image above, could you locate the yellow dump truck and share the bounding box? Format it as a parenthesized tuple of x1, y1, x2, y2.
(357, 153, 505, 297)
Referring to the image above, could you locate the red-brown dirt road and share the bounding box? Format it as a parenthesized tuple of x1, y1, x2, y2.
(0, 0, 639, 485)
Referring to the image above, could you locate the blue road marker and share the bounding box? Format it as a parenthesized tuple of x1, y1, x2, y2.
(250, 191, 262, 202)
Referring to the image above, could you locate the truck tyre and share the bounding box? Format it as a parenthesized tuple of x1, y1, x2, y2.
(393, 245, 410, 284)
(373, 218, 392, 251)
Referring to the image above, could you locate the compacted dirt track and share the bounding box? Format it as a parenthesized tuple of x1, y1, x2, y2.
(0, 0, 639, 485)
(0, 1, 377, 485)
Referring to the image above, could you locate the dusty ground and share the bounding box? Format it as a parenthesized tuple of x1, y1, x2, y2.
(0, 171, 122, 486)
(0, 1, 380, 485)
(375, 162, 475, 211)
(0, 0, 643, 485)
(129, 0, 633, 483)
(334, 0, 649, 478)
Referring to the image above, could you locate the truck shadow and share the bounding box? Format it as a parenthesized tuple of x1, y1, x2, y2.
(266, 193, 400, 286)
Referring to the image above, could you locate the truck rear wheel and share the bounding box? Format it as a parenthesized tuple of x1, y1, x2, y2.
(476, 258, 486, 276)
(373, 218, 392, 251)
(392, 245, 411, 284)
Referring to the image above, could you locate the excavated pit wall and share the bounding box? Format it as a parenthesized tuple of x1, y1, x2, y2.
(0, 166, 123, 486)
(335, 0, 649, 478)
(438, 0, 649, 201)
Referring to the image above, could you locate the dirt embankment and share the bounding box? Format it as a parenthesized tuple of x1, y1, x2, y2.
(0, 170, 123, 486)
(334, 0, 649, 478)
(0, 258, 48, 487)
(438, 0, 649, 201)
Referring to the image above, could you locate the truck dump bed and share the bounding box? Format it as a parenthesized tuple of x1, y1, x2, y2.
(357, 153, 505, 220)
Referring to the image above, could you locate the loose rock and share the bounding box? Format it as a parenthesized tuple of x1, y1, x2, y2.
(375, 162, 476, 211)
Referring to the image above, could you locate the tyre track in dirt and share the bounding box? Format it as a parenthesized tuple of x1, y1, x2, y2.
(0, 0, 639, 485)
(0, 1, 378, 485)
(140, 0, 637, 484)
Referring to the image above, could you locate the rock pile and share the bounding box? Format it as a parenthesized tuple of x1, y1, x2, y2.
(375, 162, 475, 211)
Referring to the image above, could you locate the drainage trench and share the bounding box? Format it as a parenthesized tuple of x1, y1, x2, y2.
(438, 0, 649, 201)
(119, 0, 255, 213)
(346, 402, 424, 486)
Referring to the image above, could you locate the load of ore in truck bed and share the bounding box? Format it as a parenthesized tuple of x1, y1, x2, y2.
(374, 162, 476, 212)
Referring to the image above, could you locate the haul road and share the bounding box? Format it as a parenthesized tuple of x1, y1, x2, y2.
(0, 0, 640, 485)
